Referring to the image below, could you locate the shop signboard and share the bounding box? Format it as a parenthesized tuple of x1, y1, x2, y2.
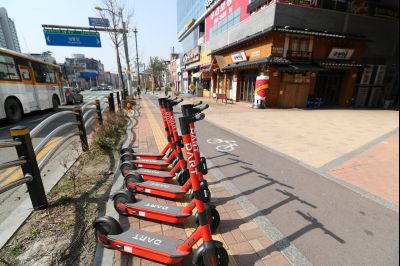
(279, 0, 320, 7)
(231, 51, 247, 63)
(205, 0, 217, 9)
(360, 64, 374, 85)
(200, 50, 212, 67)
(328, 48, 354, 60)
(374, 65, 387, 85)
(185, 46, 201, 65)
(272, 46, 284, 56)
(182, 72, 189, 79)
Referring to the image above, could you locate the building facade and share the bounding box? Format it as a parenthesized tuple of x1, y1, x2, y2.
(62, 54, 106, 90)
(177, 0, 399, 108)
(0, 7, 21, 52)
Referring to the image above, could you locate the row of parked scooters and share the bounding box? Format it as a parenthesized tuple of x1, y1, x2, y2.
(93, 97, 229, 265)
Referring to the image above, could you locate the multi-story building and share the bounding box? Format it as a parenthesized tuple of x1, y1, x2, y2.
(177, 0, 208, 94)
(0, 7, 21, 52)
(178, 0, 399, 108)
(62, 54, 106, 89)
(29, 52, 57, 64)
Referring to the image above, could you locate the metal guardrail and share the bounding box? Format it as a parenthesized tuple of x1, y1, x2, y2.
(31, 111, 77, 138)
(0, 174, 32, 194)
(0, 159, 26, 171)
(38, 130, 80, 171)
(0, 92, 119, 210)
(0, 140, 22, 148)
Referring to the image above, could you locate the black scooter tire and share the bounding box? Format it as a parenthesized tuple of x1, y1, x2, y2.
(120, 162, 137, 177)
(124, 173, 144, 193)
(196, 246, 229, 266)
(113, 191, 136, 216)
(120, 147, 134, 154)
(195, 208, 220, 234)
(93, 216, 122, 249)
(121, 152, 136, 162)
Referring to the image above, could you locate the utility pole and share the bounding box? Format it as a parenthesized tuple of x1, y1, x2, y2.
(122, 18, 132, 96)
(133, 28, 141, 92)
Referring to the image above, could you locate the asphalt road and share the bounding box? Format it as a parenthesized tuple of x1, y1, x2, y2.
(0, 90, 116, 223)
(146, 94, 399, 266)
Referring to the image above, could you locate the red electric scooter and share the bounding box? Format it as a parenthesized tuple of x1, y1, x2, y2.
(112, 104, 219, 231)
(122, 103, 209, 200)
(119, 98, 185, 171)
(120, 98, 192, 184)
(94, 112, 229, 266)
(120, 97, 176, 160)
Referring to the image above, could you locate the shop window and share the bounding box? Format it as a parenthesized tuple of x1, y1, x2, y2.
(288, 37, 312, 58)
(0, 53, 20, 81)
(209, 7, 242, 40)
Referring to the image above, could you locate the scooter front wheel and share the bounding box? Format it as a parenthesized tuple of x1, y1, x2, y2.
(196, 246, 229, 266)
(195, 208, 220, 234)
(113, 191, 136, 216)
(93, 217, 122, 249)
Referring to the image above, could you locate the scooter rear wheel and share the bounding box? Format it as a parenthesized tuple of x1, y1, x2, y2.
(120, 161, 137, 177)
(94, 218, 122, 249)
(113, 192, 135, 216)
(120, 147, 135, 154)
(196, 246, 229, 266)
(124, 173, 144, 193)
(121, 152, 136, 162)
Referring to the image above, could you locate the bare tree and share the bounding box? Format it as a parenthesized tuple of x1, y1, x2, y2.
(96, 0, 133, 99)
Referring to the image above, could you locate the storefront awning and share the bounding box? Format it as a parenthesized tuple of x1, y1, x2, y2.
(274, 64, 325, 72)
(316, 60, 364, 69)
(215, 55, 227, 69)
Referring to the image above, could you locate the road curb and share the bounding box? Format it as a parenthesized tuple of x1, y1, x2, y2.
(93, 112, 136, 266)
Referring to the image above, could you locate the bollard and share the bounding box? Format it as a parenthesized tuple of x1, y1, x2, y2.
(74, 106, 89, 151)
(10, 126, 48, 210)
(108, 93, 115, 113)
(117, 91, 122, 110)
(95, 99, 103, 125)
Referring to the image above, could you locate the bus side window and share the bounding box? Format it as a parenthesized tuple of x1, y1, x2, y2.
(0, 53, 21, 81)
(19, 67, 31, 80)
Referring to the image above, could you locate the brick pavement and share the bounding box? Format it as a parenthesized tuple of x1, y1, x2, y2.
(113, 97, 290, 265)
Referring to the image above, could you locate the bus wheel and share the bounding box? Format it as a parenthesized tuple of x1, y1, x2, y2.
(52, 95, 60, 111)
(5, 98, 23, 123)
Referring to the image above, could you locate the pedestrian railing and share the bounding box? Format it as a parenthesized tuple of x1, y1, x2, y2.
(0, 92, 121, 210)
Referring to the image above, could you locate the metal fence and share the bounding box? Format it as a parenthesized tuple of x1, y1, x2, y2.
(0, 92, 121, 210)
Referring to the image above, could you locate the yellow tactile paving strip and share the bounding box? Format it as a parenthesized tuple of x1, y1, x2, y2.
(141, 97, 238, 266)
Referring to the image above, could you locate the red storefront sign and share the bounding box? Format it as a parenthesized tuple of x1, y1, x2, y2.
(205, 0, 250, 41)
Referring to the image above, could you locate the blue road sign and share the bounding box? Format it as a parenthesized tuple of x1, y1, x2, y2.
(43, 29, 101, 48)
(89, 17, 110, 27)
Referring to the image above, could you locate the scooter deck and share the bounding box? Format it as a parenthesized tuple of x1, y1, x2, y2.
(139, 180, 186, 199)
(133, 159, 170, 170)
(109, 229, 188, 264)
(126, 200, 190, 223)
(133, 152, 164, 160)
(133, 169, 173, 183)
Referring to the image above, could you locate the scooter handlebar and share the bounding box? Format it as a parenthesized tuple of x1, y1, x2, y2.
(195, 113, 205, 121)
(193, 101, 203, 106)
(196, 104, 209, 112)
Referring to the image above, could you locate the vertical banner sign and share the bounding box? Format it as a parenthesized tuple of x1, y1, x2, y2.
(253, 73, 269, 109)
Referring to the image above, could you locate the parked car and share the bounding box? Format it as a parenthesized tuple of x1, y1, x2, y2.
(90, 86, 99, 91)
(64, 87, 83, 105)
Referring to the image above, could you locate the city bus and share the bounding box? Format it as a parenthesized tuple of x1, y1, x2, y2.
(0, 47, 65, 123)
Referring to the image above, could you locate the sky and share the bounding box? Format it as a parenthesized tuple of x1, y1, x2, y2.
(0, 0, 180, 73)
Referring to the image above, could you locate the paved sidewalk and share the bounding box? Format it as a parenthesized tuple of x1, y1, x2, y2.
(113, 97, 290, 265)
(175, 94, 399, 208)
